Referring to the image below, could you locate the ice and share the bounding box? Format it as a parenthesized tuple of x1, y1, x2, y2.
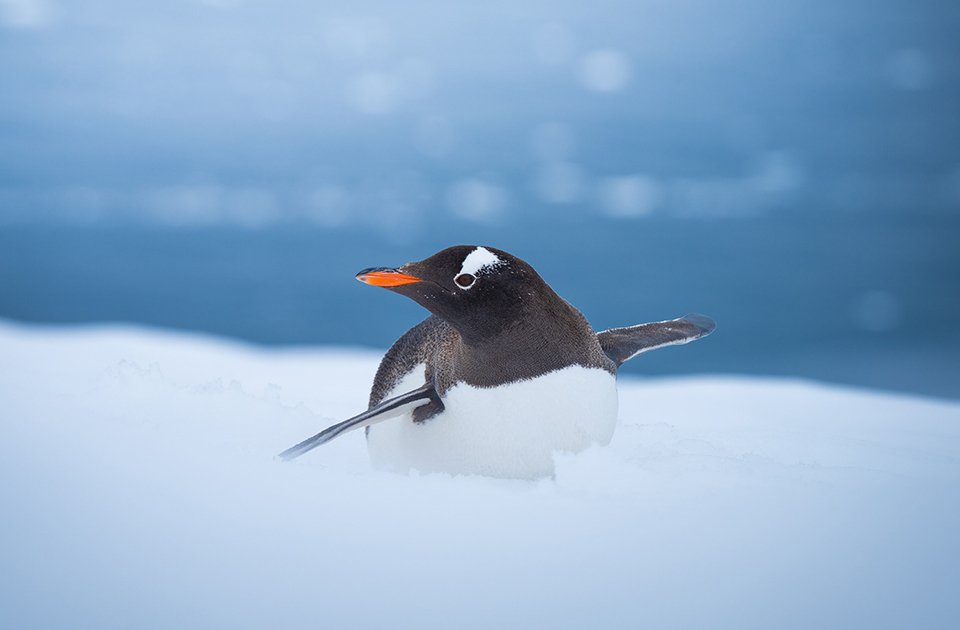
(1, 319, 958, 629)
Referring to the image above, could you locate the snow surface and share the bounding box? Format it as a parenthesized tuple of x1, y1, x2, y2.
(1, 319, 958, 629)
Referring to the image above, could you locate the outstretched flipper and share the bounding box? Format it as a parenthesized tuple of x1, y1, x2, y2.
(597, 313, 716, 367)
(277, 384, 443, 462)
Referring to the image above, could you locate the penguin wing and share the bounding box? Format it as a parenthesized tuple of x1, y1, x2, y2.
(277, 383, 442, 462)
(597, 313, 716, 367)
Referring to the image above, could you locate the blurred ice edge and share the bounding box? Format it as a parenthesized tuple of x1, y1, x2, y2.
(0, 0, 958, 398)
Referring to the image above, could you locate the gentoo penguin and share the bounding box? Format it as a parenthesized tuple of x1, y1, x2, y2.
(279, 245, 715, 479)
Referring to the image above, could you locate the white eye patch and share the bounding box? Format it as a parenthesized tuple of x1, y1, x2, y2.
(458, 247, 502, 278)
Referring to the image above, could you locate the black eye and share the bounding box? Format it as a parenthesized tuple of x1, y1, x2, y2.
(455, 273, 476, 288)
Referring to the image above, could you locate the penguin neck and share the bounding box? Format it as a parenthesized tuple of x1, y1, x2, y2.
(450, 296, 612, 387)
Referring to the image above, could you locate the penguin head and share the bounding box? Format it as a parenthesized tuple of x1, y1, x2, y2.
(357, 246, 546, 342)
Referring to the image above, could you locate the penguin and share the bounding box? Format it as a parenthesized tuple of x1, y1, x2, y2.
(278, 245, 715, 479)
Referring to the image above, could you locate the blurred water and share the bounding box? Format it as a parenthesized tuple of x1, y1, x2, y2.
(1, 0, 958, 397)
(2, 215, 958, 398)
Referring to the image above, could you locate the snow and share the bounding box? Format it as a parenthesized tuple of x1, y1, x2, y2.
(1, 319, 958, 629)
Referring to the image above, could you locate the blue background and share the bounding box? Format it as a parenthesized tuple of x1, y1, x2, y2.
(1, 0, 958, 397)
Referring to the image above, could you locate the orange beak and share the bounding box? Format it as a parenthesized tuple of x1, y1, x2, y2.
(355, 268, 421, 287)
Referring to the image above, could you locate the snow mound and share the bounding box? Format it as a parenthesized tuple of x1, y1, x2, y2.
(1, 321, 958, 629)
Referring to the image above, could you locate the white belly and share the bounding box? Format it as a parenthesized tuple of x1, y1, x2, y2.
(366, 365, 618, 480)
